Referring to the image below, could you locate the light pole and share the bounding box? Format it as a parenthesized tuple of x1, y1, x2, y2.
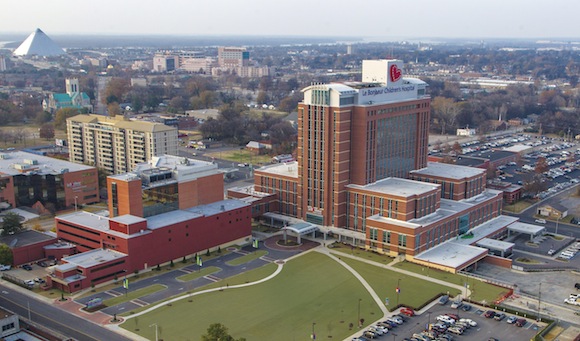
(392, 332, 397, 341)
(555, 216, 560, 235)
(149, 323, 158, 341)
(74, 196, 78, 211)
(537, 282, 542, 322)
(311, 322, 316, 340)
(357, 298, 362, 328)
(396, 278, 401, 306)
(427, 311, 432, 329)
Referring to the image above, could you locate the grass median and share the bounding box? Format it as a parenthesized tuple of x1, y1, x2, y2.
(175, 266, 221, 282)
(226, 250, 268, 266)
(103, 284, 166, 307)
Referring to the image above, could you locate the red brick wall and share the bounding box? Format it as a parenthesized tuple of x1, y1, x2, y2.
(11, 238, 57, 266)
(481, 254, 512, 268)
(63, 169, 99, 208)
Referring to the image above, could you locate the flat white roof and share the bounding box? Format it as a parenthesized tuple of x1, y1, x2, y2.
(414, 215, 519, 269)
(186, 199, 249, 217)
(476, 238, 514, 252)
(0, 151, 93, 176)
(348, 177, 439, 198)
(61, 248, 127, 269)
(415, 241, 488, 269)
(111, 215, 147, 225)
(146, 210, 202, 230)
(255, 161, 298, 178)
(452, 215, 519, 246)
(507, 221, 545, 235)
(411, 162, 485, 180)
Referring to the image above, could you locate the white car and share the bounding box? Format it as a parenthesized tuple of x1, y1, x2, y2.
(535, 219, 546, 224)
(0, 265, 11, 271)
(436, 315, 455, 324)
(459, 318, 477, 327)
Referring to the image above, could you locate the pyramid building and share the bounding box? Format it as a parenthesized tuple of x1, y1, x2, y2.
(13, 28, 65, 57)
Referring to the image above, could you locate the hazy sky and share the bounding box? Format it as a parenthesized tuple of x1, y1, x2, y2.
(2, 0, 579, 39)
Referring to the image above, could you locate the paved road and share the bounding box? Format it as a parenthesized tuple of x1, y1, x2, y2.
(0, 282, 132, 341)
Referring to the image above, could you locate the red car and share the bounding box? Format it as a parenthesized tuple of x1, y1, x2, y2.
(484, 310, 496, 318)
(515, 318, 527, 327)
(400, 307, 415, 317)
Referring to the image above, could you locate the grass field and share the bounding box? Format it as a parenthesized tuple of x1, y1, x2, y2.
(340, 257, 460, 310)
(329, 243, 394, 265)
(392, 261, 511, 303)
(122, 252, 381, 341)
(204, 149, 272, 165)
(225, 250, 268, 266)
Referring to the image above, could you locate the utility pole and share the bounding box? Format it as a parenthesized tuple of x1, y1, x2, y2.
(537, 283, 542, 322)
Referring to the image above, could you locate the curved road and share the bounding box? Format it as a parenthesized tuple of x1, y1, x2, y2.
(0, 282, 131, 341)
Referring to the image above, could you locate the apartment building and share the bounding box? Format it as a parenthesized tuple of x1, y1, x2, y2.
(66, 114, 178, 174)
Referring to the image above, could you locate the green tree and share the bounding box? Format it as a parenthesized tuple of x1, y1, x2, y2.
(201, 323, 246, 341)
(1, 212, 24, 236)
(0, 244, 13, 265)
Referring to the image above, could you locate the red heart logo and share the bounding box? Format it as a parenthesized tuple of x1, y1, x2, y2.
(390, 64, 402, 82)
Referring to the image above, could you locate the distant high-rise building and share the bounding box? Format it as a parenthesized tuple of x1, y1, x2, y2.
(66, 114, 178, 174)
(347, 44, 354, 55)
(218, 47, 249, 68)
(13, 28, 65, 57)
(0, 55, 6, 71)
(153, 51, 178, 72)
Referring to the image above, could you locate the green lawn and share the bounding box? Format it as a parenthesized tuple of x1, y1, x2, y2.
(121, 252, 381, 341)
(103, 284, 166, 307)
(392, 261, 511, 303)
(176, 266, 221, 282)
(329, 243, 394, 264)
(226, 250, 268, 266)
(340, 257, 460, 310)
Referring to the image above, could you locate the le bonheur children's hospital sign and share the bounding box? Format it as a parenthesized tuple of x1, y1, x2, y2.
(359, 62, 417, 102)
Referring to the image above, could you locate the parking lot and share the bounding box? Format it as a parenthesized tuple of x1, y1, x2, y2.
(353, 302, 543, 341)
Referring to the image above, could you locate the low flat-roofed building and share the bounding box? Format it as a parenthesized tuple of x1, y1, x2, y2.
(0, 151, 98, 211)
(0, 230, 57, 266)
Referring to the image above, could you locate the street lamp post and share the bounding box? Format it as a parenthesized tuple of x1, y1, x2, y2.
(427, 311, 432, 329)
(311, 322, 316, 340)
(555, 216, 560, 235)
(392, 332, 397, 341)
(358, 298, 362, 328)
(538, 282, 542, 322)
(74, 196, 78, 211)
(149, 323, 158, 341)
(396, 278, 401, 306)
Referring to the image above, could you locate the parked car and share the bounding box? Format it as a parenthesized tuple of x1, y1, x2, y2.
(575, 283, 580, 290)
(506, 315, 518, 324)
(459, 318, 477, 327)
(535, 219, 546, 224)
(22, 264, 32, 271)
(400, 307, 415, 316)
(0, 264, 11, 271)
(24, 279, 34, 286)
(438, 295, 449, 305)
(450, 300, 463, 309)
(515, 318, 527, 327)
(461, 303, 472, 311)
(547, 249, 556, 255)
(494, 313, 506, 321)
(484, 310, 496, 318)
